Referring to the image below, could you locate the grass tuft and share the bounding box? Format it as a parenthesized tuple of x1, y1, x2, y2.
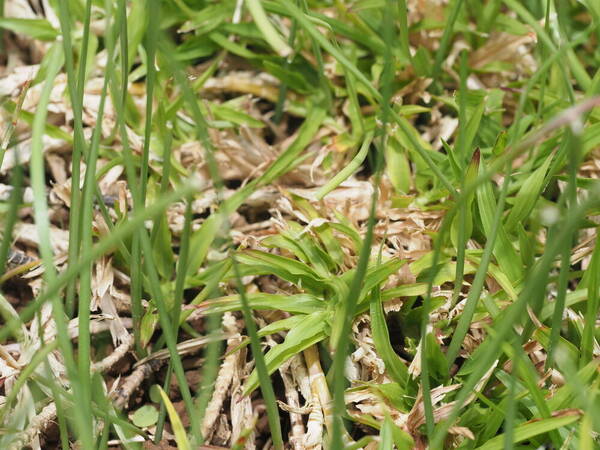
(0, 1, 599, 449)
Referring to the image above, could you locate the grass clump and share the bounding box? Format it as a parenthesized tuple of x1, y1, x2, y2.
(1, 0, 600, 449)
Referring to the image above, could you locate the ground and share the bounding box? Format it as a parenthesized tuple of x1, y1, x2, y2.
(0, 0, 600, 449)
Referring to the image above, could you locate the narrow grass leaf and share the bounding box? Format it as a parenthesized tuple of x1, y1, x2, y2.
(581, 229, 600, 363)
(504, 155, 553, 232)
(378, 415, 394, 450)
(245, 0, 291, 58)
(200, 293, 324, 315)
(232, 257, 284, 449)
(431, 0, 464, 83)
(0, 18, 59, 40)
(475, 414, 580, 450)
(243, 311, 328, 395)
(315, 131, 374, 200)
(157, 386, 191, 450)
(476, 161, 522, 282)
(386, 136, 412, 194)
(370, 289, 408, 386)
(27, 39, 94, 446)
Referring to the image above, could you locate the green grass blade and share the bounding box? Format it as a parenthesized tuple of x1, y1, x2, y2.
(232, 255, 284, 450)
(370, 288, 408, 386)
(0, 162, 23, 281)
(431, 0, 464, 85)
(330, 0, 393, 444)
(76, 41, 112, 448)
(139, 228, 201, 442)
(581, 230, 600, 364)
(245, 0, 291, 58)
(157, 386, 191, 450)
(504, 155, 553, 232)
(315, 131, 374, 200)
(446, 159, 511, 366)
(548, 130, 582, 367)
(476, 414, 580, 450)
(27, 41, 94, 447)
(243, 311, 327, 395)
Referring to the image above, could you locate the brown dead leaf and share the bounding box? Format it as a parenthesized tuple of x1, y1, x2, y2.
(92, 257, 130, 345)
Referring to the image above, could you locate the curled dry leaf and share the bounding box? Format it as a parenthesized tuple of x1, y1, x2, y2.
(279, 356, 307, 450)
(351, 314, 388, 383)
(289, 180, 374, 221)
(201, 313, 241, 441)
(469, 32, 537, 73)
(92, 257, 130, 345)
(203, 71, 284, 104)
(230, 347, 256, 449)
(14, 222, 69, 255)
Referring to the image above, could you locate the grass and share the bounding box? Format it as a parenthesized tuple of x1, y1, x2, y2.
(0, 0, 600, 449)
